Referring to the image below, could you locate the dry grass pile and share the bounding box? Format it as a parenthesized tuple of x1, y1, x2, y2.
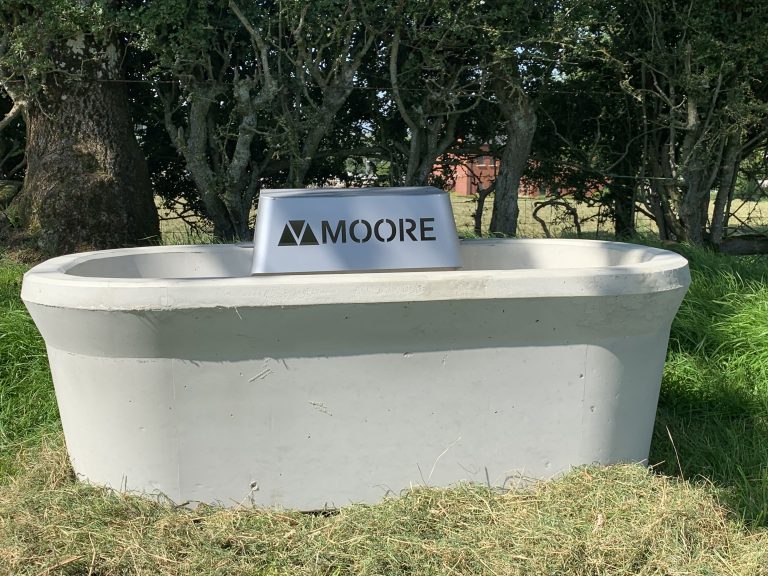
(1, 437, 767, 575)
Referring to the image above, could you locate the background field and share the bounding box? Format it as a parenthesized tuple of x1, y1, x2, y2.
(450, 194, 768, 239)
(158, 193, 768, 244)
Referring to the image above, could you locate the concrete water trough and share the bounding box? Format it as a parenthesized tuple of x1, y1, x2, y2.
(22, 238, 690, 509)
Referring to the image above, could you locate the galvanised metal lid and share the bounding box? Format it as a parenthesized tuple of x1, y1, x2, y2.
(251, 187, 461, 274)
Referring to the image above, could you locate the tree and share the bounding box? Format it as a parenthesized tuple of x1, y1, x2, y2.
(382, 0, 486, 187)
(276, 0, 379, 188)
(610, 0, 768, 245)
(0, 90, 25, 224)
(481, 0, 558, 236)
(137, 0, 380, 240)
(0, 1, 159, 255)
(530, 6, 647, 239)
(454, 0, 559, 237)
(524, 0, 768, 246)
(136, 0, 276, 241)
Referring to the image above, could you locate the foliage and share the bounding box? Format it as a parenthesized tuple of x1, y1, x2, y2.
(2, 1, 768, 243)
(0, 257, 58, 478)
(0, 1, 115, 83)
(0, 92, 23, 182)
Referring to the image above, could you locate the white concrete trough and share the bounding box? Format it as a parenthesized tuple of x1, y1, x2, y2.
(22, 239, 690, 509)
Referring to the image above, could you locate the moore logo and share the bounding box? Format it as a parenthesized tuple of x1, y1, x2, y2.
(278, 217, 437, 246)
(278, 220, 319, 246)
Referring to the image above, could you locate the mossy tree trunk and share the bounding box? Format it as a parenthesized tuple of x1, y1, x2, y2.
(7, 40, 159, 256)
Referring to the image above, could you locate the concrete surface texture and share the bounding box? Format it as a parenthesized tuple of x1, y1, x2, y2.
(22, 239, 690, 509)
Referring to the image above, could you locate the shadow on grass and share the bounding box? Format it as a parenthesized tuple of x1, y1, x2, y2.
(650, 246, 768, 527)
(651, 376, 768, 527)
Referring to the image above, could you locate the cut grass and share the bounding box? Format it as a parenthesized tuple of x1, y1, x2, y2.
(3, 243, 768, 572)
(2, 438, 767, 575)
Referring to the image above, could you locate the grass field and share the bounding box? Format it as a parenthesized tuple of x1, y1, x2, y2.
(2, 243, 768, 573)
(160, 193, 768, 242)
(449, 195, 641, 238)
(158, 194, 648, 242)
(451, 193, 768, 239)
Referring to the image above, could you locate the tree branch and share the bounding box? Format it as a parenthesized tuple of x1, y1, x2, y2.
(0, 99, 23, 132)
(229, 0, 273, 89)
(389, 25, 418, 133)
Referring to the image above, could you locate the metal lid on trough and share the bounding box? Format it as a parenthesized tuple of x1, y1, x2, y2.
(251, 187, 461, 274)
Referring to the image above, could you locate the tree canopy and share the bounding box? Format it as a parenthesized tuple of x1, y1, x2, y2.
(2, 0, 767, 253)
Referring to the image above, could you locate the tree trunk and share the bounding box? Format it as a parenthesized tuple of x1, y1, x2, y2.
(165, 89, 237, 241)
(399, 115, 459, 187)
(490, 92, 535, 237)
(613, 183, 636, 239)
(287, 91, 346, 188)
(678, 177, 711, 245)
(612, 159, 636, 239)
(645, 135, 685, 241)
(473, 182, 494, 237)
(9, 67, 159, 255)
(709, 134, 741, 247)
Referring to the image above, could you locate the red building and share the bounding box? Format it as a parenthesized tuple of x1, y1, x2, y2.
(451, 152, 498, 196)
(438, 148, 540, 197)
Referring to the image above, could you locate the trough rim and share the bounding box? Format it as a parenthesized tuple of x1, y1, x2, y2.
(21, 238, 691, 310)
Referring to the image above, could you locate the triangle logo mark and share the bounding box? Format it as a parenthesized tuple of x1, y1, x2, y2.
(278, 222, 299, 246)
(300, 223, 318, 245)
(278, 220, 319, 246)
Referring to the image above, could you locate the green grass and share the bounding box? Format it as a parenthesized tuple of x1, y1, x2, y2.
(2, 244, 768, 573)
(650, 246, 768, 527)
(158, 226, 217, 246)
(0, 257, 59, 478)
